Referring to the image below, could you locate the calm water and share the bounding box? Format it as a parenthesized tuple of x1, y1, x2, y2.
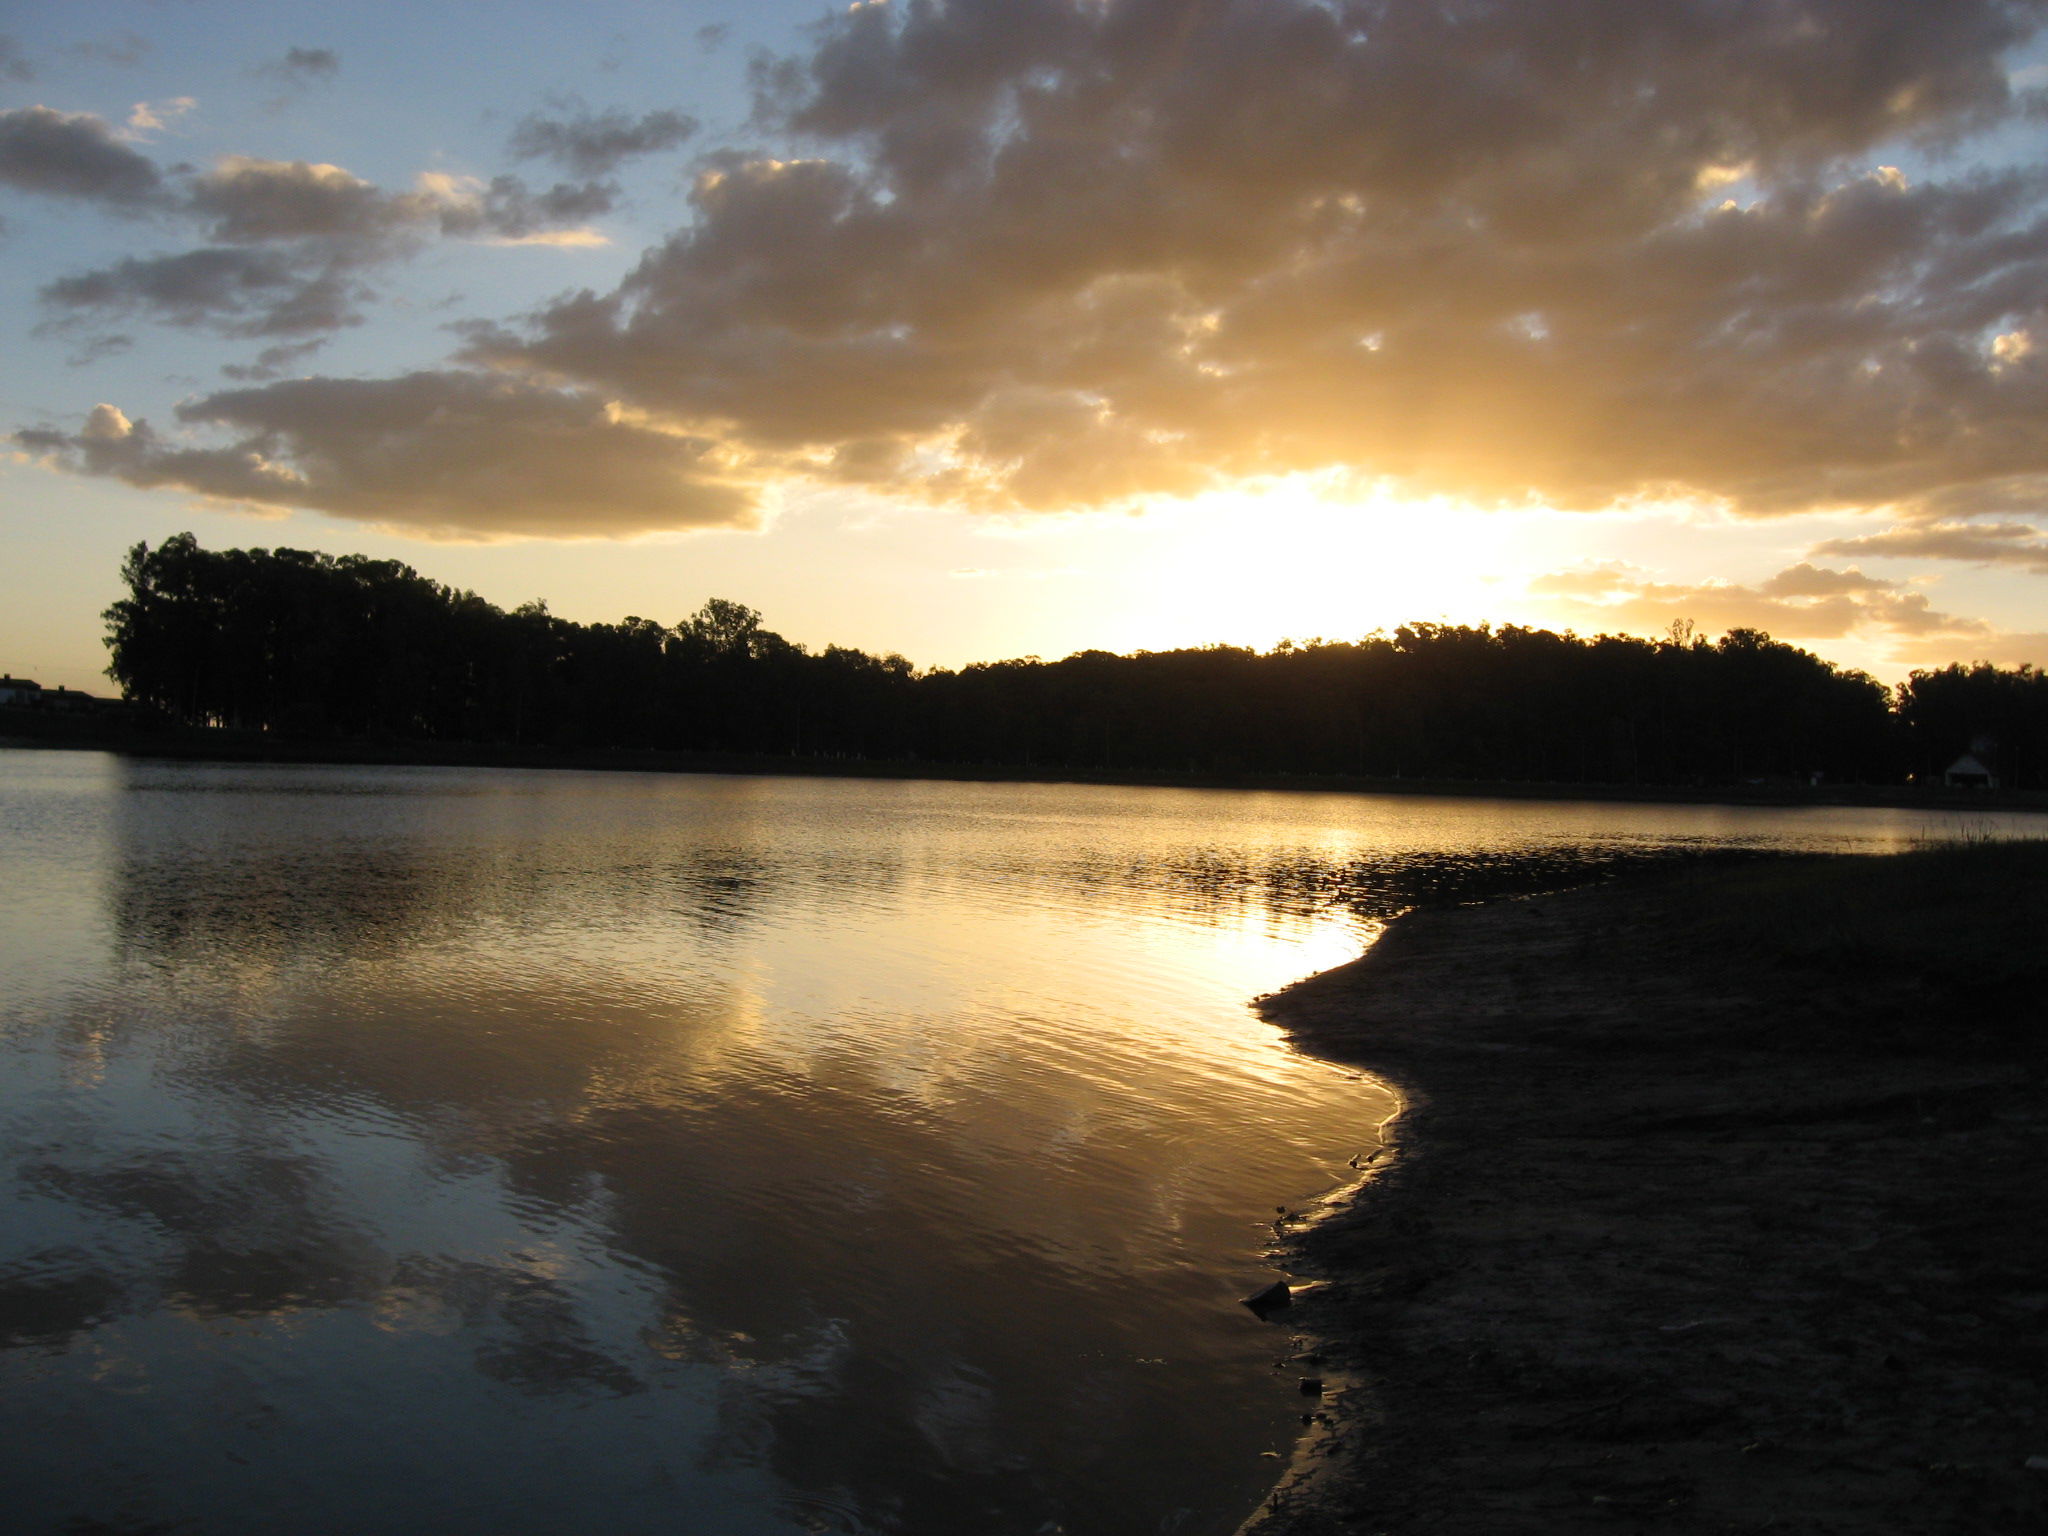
(0, 750, 2028, 1536)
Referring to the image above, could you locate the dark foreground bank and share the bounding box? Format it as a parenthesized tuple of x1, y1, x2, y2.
(1241, 842, 2048, 1535)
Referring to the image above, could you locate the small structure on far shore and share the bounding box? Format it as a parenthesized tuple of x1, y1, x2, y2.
(0, 676, 145, 724)
(37, 685, 102, 714)
(1943, 750, 1999, 789)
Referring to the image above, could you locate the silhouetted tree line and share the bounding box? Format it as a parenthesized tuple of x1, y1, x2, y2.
(1894, 662, 2048, 790)
(103, 534, 2046, 788)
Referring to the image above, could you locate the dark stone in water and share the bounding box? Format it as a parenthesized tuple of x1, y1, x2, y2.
(1242, 1279, 1292, 1318)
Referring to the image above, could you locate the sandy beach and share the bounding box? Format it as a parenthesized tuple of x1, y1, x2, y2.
(1239, 852, 2046, 1535)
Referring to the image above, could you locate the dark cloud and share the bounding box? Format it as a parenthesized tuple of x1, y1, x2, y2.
(280, 47, 339, 79)
(0, 106, 162, 205)
(30, 158, 429, 339)
(253, 46, 339, 112)
(15, 374, 760, 540)
(16, 402, 305, 506)
(187, 155, 419, 248)
(186, 156, 612, 250)
(439, 174, 618, 241)
(63, 332, 135, 367)
(1898, 472, 2048, 521)
(0, 34, 37, 82)
(32, 157, 612, 340)
(254, 46, 339, 87)
(39, 248, 364, 336)
(67, 33, 151, 67)
(1816, 520, 2048, 574)
(507, 106, 698, 178)
(220, 338, 329, 382)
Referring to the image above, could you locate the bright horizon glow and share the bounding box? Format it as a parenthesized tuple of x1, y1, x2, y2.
(1077, 477, 1517, 653)
(1, 457, 2032, 691)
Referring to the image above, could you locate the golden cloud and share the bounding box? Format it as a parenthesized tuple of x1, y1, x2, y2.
(15, 375, 760, 540)
(25, 1, 2048, 540)
(1529, 560, 1992, 645)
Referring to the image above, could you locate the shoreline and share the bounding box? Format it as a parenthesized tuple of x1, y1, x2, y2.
(1238, 854, 2046, 1534)
(5, 718, 2044, 816)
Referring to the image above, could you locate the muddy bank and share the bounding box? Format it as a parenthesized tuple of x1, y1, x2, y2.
(1241, 853, 2046, 1535)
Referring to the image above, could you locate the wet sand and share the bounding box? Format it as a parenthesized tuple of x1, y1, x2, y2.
(1239, 863, 2046, 1535)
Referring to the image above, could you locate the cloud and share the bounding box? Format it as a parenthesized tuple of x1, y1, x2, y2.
(1530, 561, 1990, 644)
(1931, 631, 2048, 666)
(122, 96, 197, 138)
(280, 47, 339, 79)
(255, 46, 339, 86)
(435, 173, 616, 241)
(1815, 520, 2048, 574)
(17, 400, 307, 503)
(31, 156, 423, 338)
(38, 248, 364, 337)
(219, 338, 328, 381)
(26, 0, 2048, 543)
(62, 332, 135, 367)
(187, 155, 424, 247)
(486, 226, 611, 249)
(186, 158, 610, 251)
(14, 374, 761, 540)
(67, 33, 151, 68)
(508, 106, 697, 177)
(433, 0, 2048, 521)
(1, 34, 37, 81)
(0, 105, 162, 205)
(36, 157, 612, 338)
(252, 46, 339, 112)
(1757, 562, 1901, 598)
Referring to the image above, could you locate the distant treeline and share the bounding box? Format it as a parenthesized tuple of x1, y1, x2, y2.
(103, 533, 2048, 788)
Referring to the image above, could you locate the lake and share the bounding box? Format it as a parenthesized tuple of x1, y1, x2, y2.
(0, 750, 2023, 1535)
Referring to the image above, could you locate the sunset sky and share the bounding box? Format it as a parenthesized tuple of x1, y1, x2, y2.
(6, 0, 2048, 691)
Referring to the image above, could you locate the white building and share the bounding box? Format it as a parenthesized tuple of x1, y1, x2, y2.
(1942, 751, 1999, 789)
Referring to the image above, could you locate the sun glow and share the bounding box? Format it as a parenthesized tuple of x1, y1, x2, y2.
(1106, 477, 1519, 651)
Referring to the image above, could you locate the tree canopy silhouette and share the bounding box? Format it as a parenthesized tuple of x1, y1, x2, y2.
(100, 533, 2041, 788)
